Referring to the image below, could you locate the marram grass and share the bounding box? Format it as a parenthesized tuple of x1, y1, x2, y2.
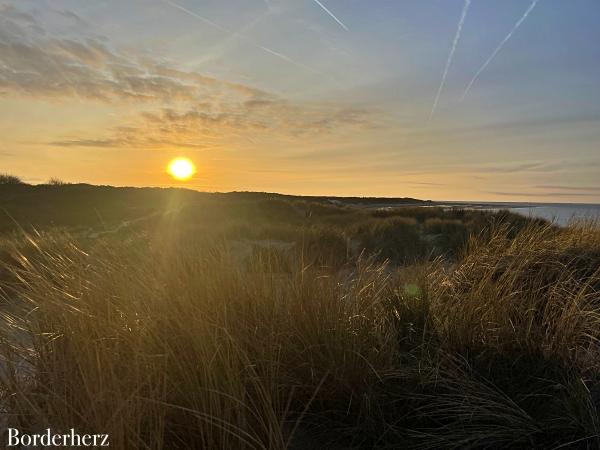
(1, 220, 599, 449)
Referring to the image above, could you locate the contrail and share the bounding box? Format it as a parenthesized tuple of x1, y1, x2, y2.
(429, 0, 471, 120)
(161, 0, 325, 76)
(312, 0, 349, 31)
(462, 0, 540, 99)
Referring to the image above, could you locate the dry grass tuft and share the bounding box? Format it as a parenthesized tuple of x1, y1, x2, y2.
(1, 218, 599, 448)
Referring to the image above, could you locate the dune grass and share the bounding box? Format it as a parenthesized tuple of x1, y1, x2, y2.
(0, 211, 599, 448)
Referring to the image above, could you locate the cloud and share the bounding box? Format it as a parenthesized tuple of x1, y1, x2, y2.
(472, 159, 600, 175)
(423, 112, 600, 148)
(534, 185, 600, 192)
(0, 30, 225, 102)
(0, 2, 257, 102)
(488, 181, 600, 198)
(48, 121, 215, 150)
(51, 9, 87, 26)
(409, 181, 446, 187)
(48, 100, 372, 149)
(475, 161, 556, 173)
(0, 2, 37, 26)
(48, 136, 208, 150)
(489, 191, 599, 198)
(1, 3, 373, 148)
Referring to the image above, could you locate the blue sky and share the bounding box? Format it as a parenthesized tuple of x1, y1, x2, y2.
(1, 0, 599, 201)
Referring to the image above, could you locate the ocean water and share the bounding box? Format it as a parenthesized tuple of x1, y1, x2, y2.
(433, 202, 600, 227)
(504, 203, 600, 226)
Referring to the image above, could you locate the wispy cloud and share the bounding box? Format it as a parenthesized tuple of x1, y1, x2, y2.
(476, 161, 556, 173)
(535, 185, 600, 192)
(489, 191, 599, 198)
(48, 102, 372, 149)
(462, 0, 541, 99)
(48, 137, 208, 150)
(429, 0, 471, 120)
(0, 3, 372, 150)
(409, 181, 446, 187)
(311, 0, 348, 31)
(160, 0, 326, 77)
(489, 182, 600, 199)
(0, 12, 225, 103)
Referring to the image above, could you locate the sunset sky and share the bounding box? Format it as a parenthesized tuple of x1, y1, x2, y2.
(1, 0, 599, 202)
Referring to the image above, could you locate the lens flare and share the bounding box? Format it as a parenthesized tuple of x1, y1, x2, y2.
(167, 157, 196, 181)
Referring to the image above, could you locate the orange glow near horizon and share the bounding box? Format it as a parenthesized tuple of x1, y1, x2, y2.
(167, 157, 196, 181)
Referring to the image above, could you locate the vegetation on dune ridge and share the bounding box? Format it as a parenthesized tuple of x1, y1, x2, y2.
(0, 184, 598, 448)
(0, 174, 24, 185)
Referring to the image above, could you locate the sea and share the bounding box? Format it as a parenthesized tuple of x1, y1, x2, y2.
(502, 203, 600, 226)
(443, 202, 600, 227)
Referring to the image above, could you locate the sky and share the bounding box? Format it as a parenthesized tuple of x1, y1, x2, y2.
(0, 0, 599, 202)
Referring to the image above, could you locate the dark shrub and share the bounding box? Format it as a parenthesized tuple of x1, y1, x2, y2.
(424, 218, 469, 257)
(358, 218, 426, 263)
(0, 173, 24, 185)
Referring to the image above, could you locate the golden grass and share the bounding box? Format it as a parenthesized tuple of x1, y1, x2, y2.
(1, 219, 599, 449)
(431, 221, 600, 367)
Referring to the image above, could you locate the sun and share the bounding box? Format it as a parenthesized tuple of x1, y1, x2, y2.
(167, 157, 196, 181)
